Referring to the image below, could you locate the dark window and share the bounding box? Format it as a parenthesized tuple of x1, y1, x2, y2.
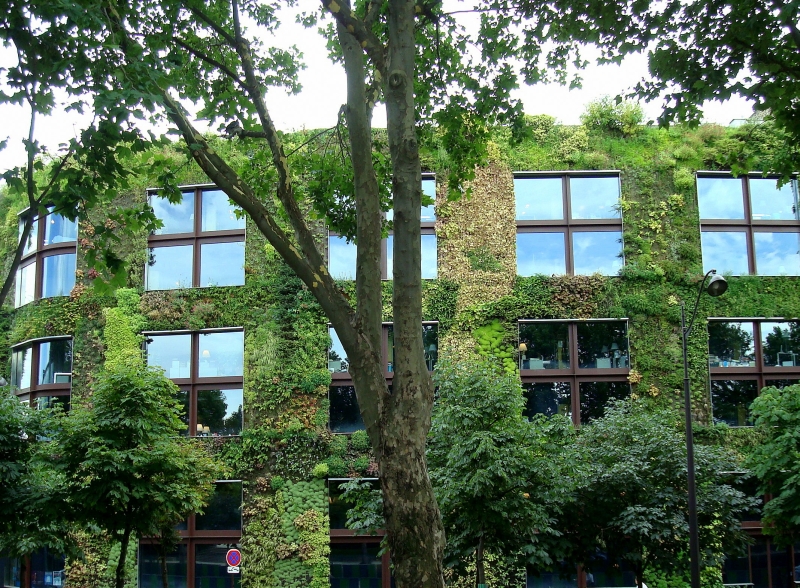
(330, 542, 383, 588)
(145, 329, 243, 436)
(195, 481, 242, 531)
(722, 538, 800, 588)
(698, 174, 800, 276)
(146, 186, 245, 290)
(16, 209, 77, 307)
(29, 547, 65, 588)
(708, 319, 800, 426)
(519, 320, 630, 425)
(10, 337, 72, 407)
(138, 544, 187, 588)
(515, 173, 623, 276)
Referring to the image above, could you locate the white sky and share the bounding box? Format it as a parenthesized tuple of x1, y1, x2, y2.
(0, 8, 753, 174)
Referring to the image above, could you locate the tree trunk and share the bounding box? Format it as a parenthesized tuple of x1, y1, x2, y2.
(476, 535, 486, 587)
(160, 541, 169, 588)
(116, 528, 132, 588)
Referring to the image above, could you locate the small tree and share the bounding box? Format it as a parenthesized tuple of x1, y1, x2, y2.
(54, 366, 218, 588)
(428, 358, 573, 586)
(748, 384, 800, 547)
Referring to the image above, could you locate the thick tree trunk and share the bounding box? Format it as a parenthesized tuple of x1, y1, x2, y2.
(116, 527, 132, 588)
(476, 535, 486, 587)
(160, 541, 169, 588)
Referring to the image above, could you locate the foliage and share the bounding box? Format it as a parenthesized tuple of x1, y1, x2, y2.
(747, 384, 800, 546)
(581, 97, 645, 137)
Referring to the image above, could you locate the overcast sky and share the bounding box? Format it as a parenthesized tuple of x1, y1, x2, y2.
(0, 7, 753, 174)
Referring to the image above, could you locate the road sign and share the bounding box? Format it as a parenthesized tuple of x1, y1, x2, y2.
(226, 549, 242, 570)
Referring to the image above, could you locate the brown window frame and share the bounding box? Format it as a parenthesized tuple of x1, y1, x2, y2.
(144, 328, 244, 437)
(519, 319, 631, 426)
(146, 185, 246, 290)
(698, 172, 800, 276)
(10, 336, 73, 406)
(515, 171, 624, 276)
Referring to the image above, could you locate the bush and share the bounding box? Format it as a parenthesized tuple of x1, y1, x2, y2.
(581, 97, 644, 136)
(349, 430, 371, 452)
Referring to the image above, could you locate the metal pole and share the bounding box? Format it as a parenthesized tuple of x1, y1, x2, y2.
(682, 300, 701, 588)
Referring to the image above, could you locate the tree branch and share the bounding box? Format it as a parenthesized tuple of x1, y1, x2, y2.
(187, 5, 237, 47)
(320, 0, 387, 79)
(171, 36, 248, 91)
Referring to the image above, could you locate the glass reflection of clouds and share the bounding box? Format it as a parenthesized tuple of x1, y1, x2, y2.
(151, 192, 195, 234)
(421, 178, 436, 222)
(201, 190, 245, 231)
(148, 334, 192, 378)
(515, 177, 563, 220)
(569, 177, 620, 220)
(749, 179, 798, 221)
(199, 331, 244, 377)
(147, 245, 193, 290)
(328, 235, 357, 280)
(572, 231, 622, 275)
(754, 232, 800, 276)
(697, 177, 745, 220)
(701, 232, 749, 275)
(386, 234, 437, 279)
(328, 327, 349, 373)
(516, 232, 566, 276)
(200, 241, 245, 286)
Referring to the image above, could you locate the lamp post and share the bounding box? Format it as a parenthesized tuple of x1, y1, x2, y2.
(682, 269, 728, 588)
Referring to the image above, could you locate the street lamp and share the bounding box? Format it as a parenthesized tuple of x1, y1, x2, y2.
(682, 269, 727, 588)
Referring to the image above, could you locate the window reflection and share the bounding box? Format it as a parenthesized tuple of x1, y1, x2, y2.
(151, 192, 195, 234)
(421, 178, 436, 222)
(201, 189, 245, 231)
(329, 236, 357, 280)
(147, 334, 192, 378)
(761, 321, 800, 367)
(517, 232, 566, 276)
(754, 232, 800, 275)
(386, 324, 439, 372)
(579, 381, 630, 423)
(569, 177, 620, 219)
(576, 322, 628, 369)
(39, 339, 72, 385)
(35, 396, 70, 412)
(697, 177, 745, 219)
(16, 263, 35, 307)
(331, 543, 382, 587)
(386, 234, 438, 280)
(515, 177, 564, 220)
(200, 241, 245, 286)
(522, 382, 571, 419)
(700, 231, 749, 275)
(41, 253, 76, 298)
(44, 212, 77, 245)
(194, 544, 241, 588)
(147, 245, 194, 290)
(20, 216, 38, 255)
(138, 544, 187, 588)
(711, 380, 758, 426)
(750, 178, 798, 221)
(197, 389, 243, 436)
(518, 322, 570, 370)
(330, 385, 363, 433)
(195, 483, 242, 531)
(572, 231, 622, 275)
(708, 322, 755, 367)
(329, 327, 349, 373)
(11, 347, 32, 391)
(199, 331, 244, 377)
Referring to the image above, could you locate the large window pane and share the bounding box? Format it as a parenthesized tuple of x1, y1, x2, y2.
(29, 547, 65, 588)
(585, 555, 637, 587)
(139, 544, 187, 588)
(147, 245, 193, 290)
(421, 234, 437, 279)
(519, 322, 570, 369)
(147, 334, 192, 378)
(195, 482, 242, 531)
(16, 263, 35, 307)
(12, 347, 32, 390)
(761, 321, 800, 367)
(42, 253, 76, 298)
(754, 231, 800, 275)
(579, 381, 630, 423)
(423, 324, 438, 371)
(199, 331, 244, 377)
(517, 232, 566, 276)
(38, 340, 72, 385)
(711, 380, 758, 426)
(569, 177, 620, 220)
(515, 177, 564, 220)
(1, 555, 22, 587)
(194, 544, 241, 588)
(330, 543, 382, 588)
(175, 389, 189, 435)
(330, 385, 363, 433)
(197, 389, 243, 436)
(421, 178, 436, 222)
(522, 382, 571, 419)
(697, 177, 745, 219)
(20, 216, 38, 255)
(708, 322, 755, 367)
(577, 322, 628, 369)
(329, 327, 349, 373)
(329, 236, 357, 280)
(44, 213, 77, 245)
(152, 192, 195, 235)
(572, 231, 622, 275)
(201, 189, 245, 231)
(35, 396, 70, 412)
(200, 241, 245, 287)
(701, 231, 749, 275)
(750, 178, 798, 221)
(527, 567, 577, 588)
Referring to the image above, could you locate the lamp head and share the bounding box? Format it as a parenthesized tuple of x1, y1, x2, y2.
(519, 343, 527, 353)
(706, 273, 728, 297)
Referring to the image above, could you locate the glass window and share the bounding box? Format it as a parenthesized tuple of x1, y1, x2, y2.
(175, 389, 190, 434)
(147, 245, 194, 290)
(522, 382, 571, 419)
(519, 322, 570, 370)
(386, 234, 438, 280)
(421, 178, 436, 222)
(20, 216, 38, 255)
(197, 389, 243, 436)
(711, 380, 758, 426)
(749, 178, 798, 221)
(138, 544, 187, 588)
(199, 331, 244, 377)
(200, 241, 245, 287)
(386, 324, 438, 373)
(708, 322, 755, 367)
(201, 189, 245, 231)
(515, 177, 564, 220)
(1, 555, 22, 588)
(16, 263, 35, 307)
(329, 328, 349, 373)
(38, 339, 72, 385)
(753, 232, 800, 275)
(330, 385, 363, 433)
(11, 347, 32, 391)
(194, 544, 241, 588)
(330, 543, 382, 588)
(585, 555, 637, 587)
(41, 253, 76, 298)
(29, 547, 65, 588)
(195, 482, 242, 531)
(43, 212, 77, 245)
(152, 191, 195, 235)
(700, 231, 749, 275)
(569, 176, 620, 220)
(761, 321, 800, 367)
(517, 232, 566, 276)
(329, 235, 357, 280)
(579, 381, 630, 423)
(35, 396, 70, 412)
(527, 567, 577, 588)
(147, 334, 192, 378)
(697, 177, 745, 219)
(572, 231, 623, 276)
(576, 322, 629, 369)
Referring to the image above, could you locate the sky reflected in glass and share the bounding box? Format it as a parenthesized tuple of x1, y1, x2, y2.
(515, 177, 563, 220)
(697, 177, 744, 219)
(328, 236, 357, 280)
(201, 190, 245, 231)
(750, 178, 798, 221)
(421, 178, 436, 222)
(200, 241, 245, 286)
(147, 245, 193, 289)
(754, 232, 800, 275)
(152, 191, 195, 234)
(569, 177, 620, 219)
(701, 231, 749, 275)
(517, 232, 566, 276)
(42, 253, 76, 297)
(572, 231, 622, 275)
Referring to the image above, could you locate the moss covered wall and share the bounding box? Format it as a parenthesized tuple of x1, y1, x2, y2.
(4, 115, 799, 586)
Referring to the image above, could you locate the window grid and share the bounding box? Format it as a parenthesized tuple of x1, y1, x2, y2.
(146, 186, 245, 290)
(698, 173, 800, 276)
(10, 336, 72, 407)
(515, 172, 623, 276)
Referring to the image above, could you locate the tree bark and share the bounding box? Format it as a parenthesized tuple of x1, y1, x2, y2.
(116, 526, 132, 588)
(476, 534, 486, 587)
